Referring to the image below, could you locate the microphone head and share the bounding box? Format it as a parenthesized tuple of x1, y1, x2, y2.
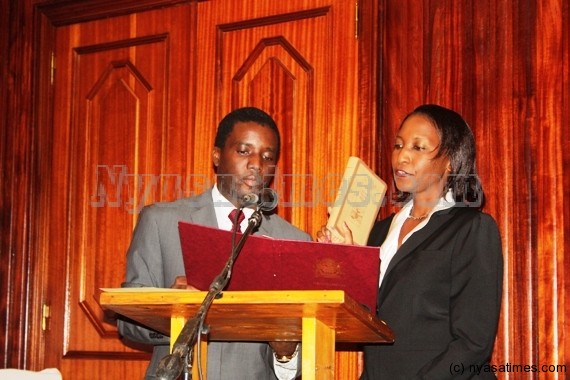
(239, 193, 259, 208)
(258, 188, 278, 212)
(238, 189, 278, 212)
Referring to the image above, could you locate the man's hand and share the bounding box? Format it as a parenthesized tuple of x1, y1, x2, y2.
(170, 276, 200, 290)
(269, 341, 298, 357)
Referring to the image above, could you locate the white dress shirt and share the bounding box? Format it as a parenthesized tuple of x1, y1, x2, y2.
(379, 190, 455, 287)
(211, 184, 299, 379)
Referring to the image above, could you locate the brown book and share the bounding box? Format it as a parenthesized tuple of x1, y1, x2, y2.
(179, 221, 380, 312)
(326, 157, 387, 245)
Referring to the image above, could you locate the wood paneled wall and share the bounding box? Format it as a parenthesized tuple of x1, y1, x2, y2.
(1, 0, 38, 369)
(2, 0, 569, 378)
(377, 0, 569, 378)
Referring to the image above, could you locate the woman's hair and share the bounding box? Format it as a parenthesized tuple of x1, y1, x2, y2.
(214, 106, 281, 161)
(393, 104, 484, 207)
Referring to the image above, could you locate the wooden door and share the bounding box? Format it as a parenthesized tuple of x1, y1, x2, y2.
(39, 5, 196, 379)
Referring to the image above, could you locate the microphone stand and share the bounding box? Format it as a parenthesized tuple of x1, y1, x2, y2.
(155, 209, 263, 380)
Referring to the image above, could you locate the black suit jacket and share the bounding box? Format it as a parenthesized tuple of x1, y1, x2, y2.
(361, 207, 503, 380)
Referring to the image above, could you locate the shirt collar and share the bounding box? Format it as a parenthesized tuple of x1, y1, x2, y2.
(211, 184, 254, 230)
(397, 188, 456, 222)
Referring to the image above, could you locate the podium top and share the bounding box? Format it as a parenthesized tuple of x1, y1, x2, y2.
(98, 289, 393, 343)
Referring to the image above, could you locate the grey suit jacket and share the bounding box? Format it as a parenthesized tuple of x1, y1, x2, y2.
(117, 189, 311, 380)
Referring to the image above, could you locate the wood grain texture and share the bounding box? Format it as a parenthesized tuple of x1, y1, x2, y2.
(36, 0, 195, 26)
(195, 0, 363, 238)
(533, 0, 567, 375)
(31, 4, 196, 379)
(98, 289, 394, 343)
(0, 0, 38, 370)
(2, 0, 569, 379)
(562, 0, 570, 373)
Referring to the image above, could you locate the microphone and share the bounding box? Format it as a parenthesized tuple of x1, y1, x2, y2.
(238, 188, 278, 212)
(257, 188, 278, 212)
(239, 193, 259, 208)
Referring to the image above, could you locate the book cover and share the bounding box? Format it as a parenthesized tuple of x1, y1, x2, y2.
(179, 221, 380, 312)
(326, 156, 387, 245)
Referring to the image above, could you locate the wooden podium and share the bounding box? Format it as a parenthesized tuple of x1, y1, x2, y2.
(98, 289, 394, 380)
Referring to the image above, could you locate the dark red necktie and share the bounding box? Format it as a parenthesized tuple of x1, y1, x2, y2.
(228, 209, 245, 233)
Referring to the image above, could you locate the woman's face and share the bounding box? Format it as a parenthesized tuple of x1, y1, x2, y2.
(392, 114, 451, 203)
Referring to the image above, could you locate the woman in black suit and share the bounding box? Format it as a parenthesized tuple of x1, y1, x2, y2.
(320, 104, 503, 379)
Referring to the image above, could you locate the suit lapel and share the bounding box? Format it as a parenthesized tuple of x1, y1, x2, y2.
(377, 208, 457, 306)
(255, 213, 274, 236)
(186, 189, 219, 228)
(185, 190, 278, 234)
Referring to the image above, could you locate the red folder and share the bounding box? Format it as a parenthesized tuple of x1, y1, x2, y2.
(179, 221, 380, 312)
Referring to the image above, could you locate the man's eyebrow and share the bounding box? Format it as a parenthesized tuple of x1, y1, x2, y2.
(232, 142, 277, 152)
(232, 141, 252, 147)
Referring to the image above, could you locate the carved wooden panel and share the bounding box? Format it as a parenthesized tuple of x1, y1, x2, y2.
(195, 0, 362, 238)
(72, 43, 166, 347)
(193, 3, 368, 377)
(41, 5, 195, 379)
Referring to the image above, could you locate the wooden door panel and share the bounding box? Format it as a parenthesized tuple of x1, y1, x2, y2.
(229, 34, 317, 225)
(70, 40, 166, 353)
(196, 0, 360, 237)
(44, 5, 194, 379)
(195, 1, 363, 378)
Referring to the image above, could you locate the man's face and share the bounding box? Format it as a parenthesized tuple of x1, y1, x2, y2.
(213, 121, 278, 206)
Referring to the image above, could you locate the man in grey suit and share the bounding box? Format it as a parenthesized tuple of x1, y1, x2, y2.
(118, 107, 311, 380)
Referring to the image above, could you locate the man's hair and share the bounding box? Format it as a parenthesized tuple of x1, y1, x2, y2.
(214, 107, 281, 161)
(394, 104, 484, 207)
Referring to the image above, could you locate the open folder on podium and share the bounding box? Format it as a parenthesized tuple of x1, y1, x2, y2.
(179, 221, 380, 312)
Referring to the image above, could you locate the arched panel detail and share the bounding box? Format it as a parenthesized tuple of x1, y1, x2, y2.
(230, 37, 315, 221)
(78, 61, 153, 339)
(62, 25, 169, 359)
